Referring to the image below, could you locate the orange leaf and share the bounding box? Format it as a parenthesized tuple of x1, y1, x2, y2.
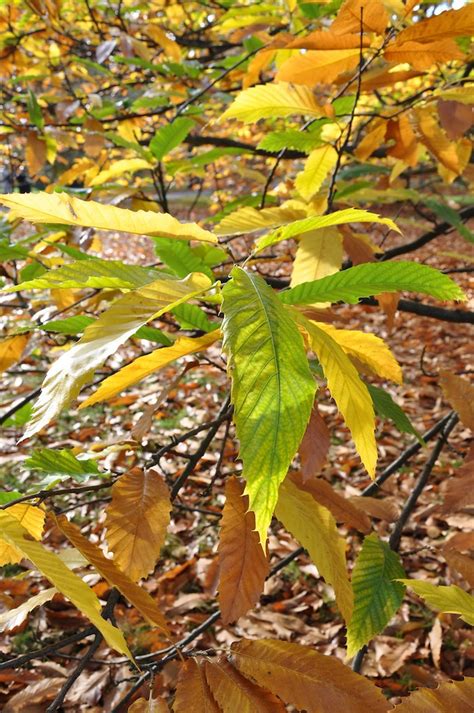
(439, 371, 474, 430)
(386, 114, 418, 166)
(174, 659, 221, 713)
(392, 676, 474, 711)
(0, 334, 29, 375)
(287, 30, 369, 50)
(332, 0, 388, 36)
(54, 514, 169, 636)
(298, 405, 330, 480)
(218, 477, 269, 625)
(348, 495, 399, 522)
(415, 107, 465, 175)
(395, 5, 474, 45)
(25, 132, 47, 176)
(230, 639, 392, 712)
(105, 468, 171, 582)
(204, 656, 286, 713)
(291, 472, 371, 533)
(354, 120, 387, 161)
(276, 48, 360, 86)
(384, 38, 463, 70)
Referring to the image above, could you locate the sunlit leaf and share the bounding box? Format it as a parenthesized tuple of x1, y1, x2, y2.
(222, 267, 315, 545)
(347, 533, 405, 658)
(216, 204, 307, 237)
(0, 587, 57, 633)
(105, 468, 171, 582)
(0, 504, 45, 566)
(295, 145, 338, 201)
(0, 334, 29, 374)
(25, 448, 101, 478)
(400, 579, 474, 626)
(150, 118, 195, 161)
(204, 656, 286, 713)
(220, 82, 328, 123)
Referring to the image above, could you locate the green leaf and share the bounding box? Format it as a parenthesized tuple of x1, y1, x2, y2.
(255, 208, 400, 251)
(0, 510, 132, 659)
(27, 90, 44, 130)
(149, 118, 194, 161)
(24, 448, 101, 478)
(347, 534, 405, 658)
(2, 402, 33, 427)
(221, 267, 315, 545)
(424, 198, 474, 244)
(280, 261, 466, 306)
(400, 579, 474, 626)
(41, 315, 172, 346)
(153, 237, 214, 279)
(2, 258, 160, 293)
(367, 384, 424, 444)
(22, 273, 212, 440)
(257, 124, 328, 154)
(172, 303, 220, 332)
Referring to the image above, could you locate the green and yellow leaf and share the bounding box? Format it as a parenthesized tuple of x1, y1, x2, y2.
(400, 579, 474, 626)
(220, 82, 328, 123)
(295, 145, 338, 201)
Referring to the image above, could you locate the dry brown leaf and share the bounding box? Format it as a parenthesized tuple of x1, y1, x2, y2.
(105, 468, 171, 582)
(439, 371, 474, 430)
(84, 117, 105, 157)
(348, 496, 400, 522)
(25, 131, 47, 176)
(443, 550, 474, 588)
(376, 292, 400, 331)
(174, 659, 221, 713)
(230, 639, 391, 712)
(218, 477, 269, 625)
(3, 677, 65, 712)
(55, 514, 169, 635)
(204, 656, 286, 713)
(440, 454, 474, 513)
(128, 694, 170, 712)
(342, 229, 379, 265)
(392, 676, 474, 711)
(438, 100, 474, 140)
(428, 617, 442, 669)
(384, 39, 463, 71)
(298, 405, 331, 480)
(386, 114, 419, 166)
(291, 472, 371, 533)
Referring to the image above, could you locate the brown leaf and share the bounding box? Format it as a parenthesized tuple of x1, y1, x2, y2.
(386, 114, 419, 166)
(174, 659, 221, 713)
(332, 0, 388, 36)
(25, 131, 47, 176)
(84, 117, 105, 157)
(298, 405, 331, 480)
(438, 100, 474, 140)
(443, 550, 474, 588)
(349, 496, 400, 522)
(106, 468, 171, 582)
(218, 477, 269, 624)
(428, 617, 442, 669)
(439, 371, 474, 430)
(128, 694, 170, 712)
(55, 514, 169, 635)
(204, 656, 286, 713)
(3, 677, 65, 712)
(290, 472, 371, 533)
(230, 639, 391, 712)
(376, 292, 400, 332)
(392, 676, 474, 711)
(342, 229, 379, 265)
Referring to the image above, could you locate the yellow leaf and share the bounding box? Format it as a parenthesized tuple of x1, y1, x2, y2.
(0, 334, 29, 374)
(220, 82, 328, 123)
(415, 107, 463, 175)
(354, 120, 387, 161)
(0, 192, 216, 243)
(145, 25, 181, 61)
(295, 145, 338, 201)
(395, 5, 474, 45)
(174, 659, 221, 713)
(55, 514, 170, 635)
(392, 677, 474, 712)
(332, 0, 389, 36)
(276, 48, 361, 86)
(23, 273, 212, 439)
(0, 504, 45, 566)
(276, 475, 353, 622)
(57, 158, 98, 186)
(216, 203, 307, 237)
(301, 316, 377, 477)
(105, 468, 171, 582)
(88, 159, 153, 187)
(291, 228, 343, 288)
(313, 321, 403, 383)
(401, 579, 474, 626)
(384, 38, 464, 70)
(231, 639, 392, 712)
(204, 656, 286, 713)
(0, 510, 132, 659)
(439, 371, 474, 430)
(218, 477, 269, 624)
(0, 587, 57, 632)
(82, 331, 220, 407)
